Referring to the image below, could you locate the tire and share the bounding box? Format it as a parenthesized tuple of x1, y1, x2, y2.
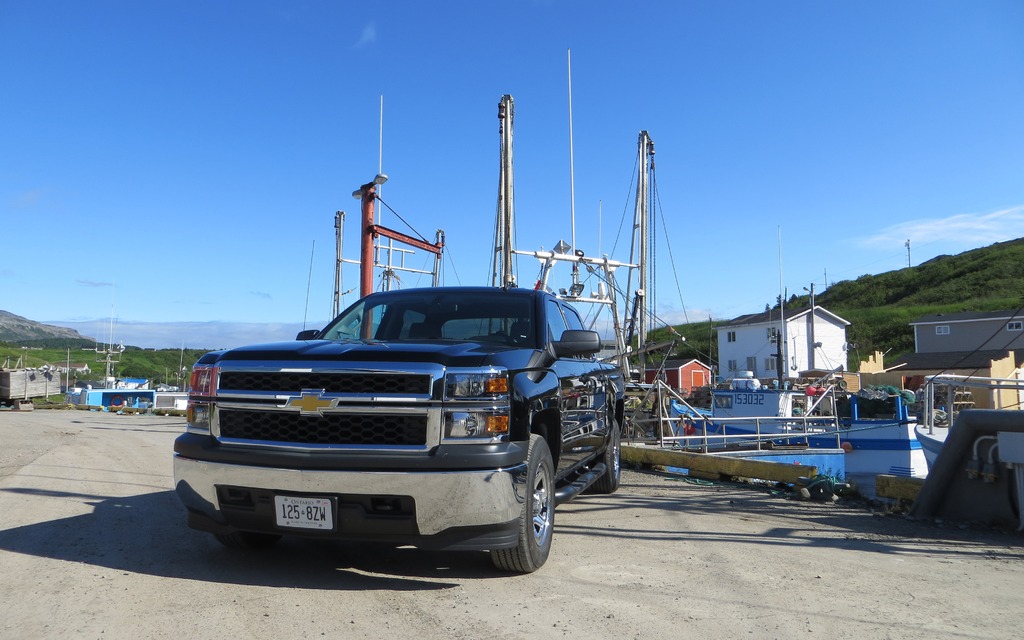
(491, 434, 554, 573)
(214, 531, 282, 550)
(587, 418, 621, 494)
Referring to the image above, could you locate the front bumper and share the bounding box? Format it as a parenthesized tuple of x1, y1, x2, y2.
(173, 454, 528, 550)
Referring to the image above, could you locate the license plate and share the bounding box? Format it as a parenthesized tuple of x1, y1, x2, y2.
(274, 495, 333, 530)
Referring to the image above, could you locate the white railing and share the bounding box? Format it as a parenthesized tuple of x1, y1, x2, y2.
(627, 411, 842, 453)
(624, 379, 843, 453)
(919, 374, 1024, 435)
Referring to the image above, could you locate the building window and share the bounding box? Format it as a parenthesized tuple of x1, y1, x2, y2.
(935, 325, 950, 335)
(764, 357, 776, 371)
(727, 331, 736, 343)
(727, 359, 738, 371)
(1008, 321, 1023, 332)
(746, 357, 756, 371)
(766, 327, 779, 341)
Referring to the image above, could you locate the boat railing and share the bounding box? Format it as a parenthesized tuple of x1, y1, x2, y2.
(624, 379, 847, 452)
(627, 411, 843, 453)
(920, 374, 1024, 435)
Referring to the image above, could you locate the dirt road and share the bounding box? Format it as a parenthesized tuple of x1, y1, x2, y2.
(1, 409, 1021, 639)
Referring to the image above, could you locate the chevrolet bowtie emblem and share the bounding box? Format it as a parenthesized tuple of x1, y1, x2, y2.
(286, 390, 336, 415)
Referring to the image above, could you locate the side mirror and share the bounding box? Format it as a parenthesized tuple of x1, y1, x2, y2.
(295, 329, 320, 341)
(553, 329, 601, 358)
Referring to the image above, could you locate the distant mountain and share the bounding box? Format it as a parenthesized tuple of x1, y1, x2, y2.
(0, 310, 95, 346)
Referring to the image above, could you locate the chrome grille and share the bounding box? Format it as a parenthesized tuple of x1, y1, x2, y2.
(219, 409, 427, 446)
(219, 371, 431, 394)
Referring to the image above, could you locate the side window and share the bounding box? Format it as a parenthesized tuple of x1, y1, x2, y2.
(561, 304, 585, 331)
(545, 300, 569, 344)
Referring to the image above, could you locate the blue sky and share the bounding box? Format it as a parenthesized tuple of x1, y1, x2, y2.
(3, 1, 1023, 349)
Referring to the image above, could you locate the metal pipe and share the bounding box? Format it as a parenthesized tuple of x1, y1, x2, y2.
(358, 183, 377, 298)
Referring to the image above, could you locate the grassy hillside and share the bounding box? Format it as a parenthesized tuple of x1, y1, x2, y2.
(649, 237, 1024, 371)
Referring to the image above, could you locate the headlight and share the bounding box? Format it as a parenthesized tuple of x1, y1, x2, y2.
(443, 369, 510, 442)
(189, 365, 219, 397)
(445, 371, 508, 400)
(444, 410, 509, 441)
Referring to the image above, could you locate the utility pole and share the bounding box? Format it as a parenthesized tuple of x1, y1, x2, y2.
(905, 239, 911, 268)
(804, 283, 816, 371)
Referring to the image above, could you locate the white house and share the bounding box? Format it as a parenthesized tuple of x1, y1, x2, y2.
(717, 305, 850, 381)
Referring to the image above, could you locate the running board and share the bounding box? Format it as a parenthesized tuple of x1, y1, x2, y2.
(554, 462, 606, 505)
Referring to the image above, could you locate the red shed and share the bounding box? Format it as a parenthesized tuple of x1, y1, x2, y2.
(644, 358, 712, 395)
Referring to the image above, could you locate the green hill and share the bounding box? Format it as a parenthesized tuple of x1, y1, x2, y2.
(651, 237, 1024, 371)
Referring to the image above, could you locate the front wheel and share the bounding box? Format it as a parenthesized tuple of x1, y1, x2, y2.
(491, 434, 554, 573)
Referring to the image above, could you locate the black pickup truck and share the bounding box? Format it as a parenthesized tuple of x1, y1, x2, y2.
(173, 286, 624, 572)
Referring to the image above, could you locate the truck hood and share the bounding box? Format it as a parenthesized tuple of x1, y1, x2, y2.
(203, 339, 536, 369)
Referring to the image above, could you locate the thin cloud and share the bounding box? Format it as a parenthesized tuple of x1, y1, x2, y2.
(77, 279, 114, 288)
(248, 291, 272, 299)
(354, 22, 376, 48)
(9, 190, 42, 209)
(857, 205, 1024, 249)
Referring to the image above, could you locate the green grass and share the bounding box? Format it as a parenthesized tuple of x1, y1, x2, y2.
(646, 237, 1024, 371)
(1, 343, 209, 387)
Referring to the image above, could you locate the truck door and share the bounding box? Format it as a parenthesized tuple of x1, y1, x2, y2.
(546, 299, 607, 474)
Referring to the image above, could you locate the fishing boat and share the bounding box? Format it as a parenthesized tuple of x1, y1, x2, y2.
(665, 377, 929, 484)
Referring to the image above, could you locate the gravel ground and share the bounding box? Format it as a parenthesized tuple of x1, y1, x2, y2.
(1, 408, 1022, 640)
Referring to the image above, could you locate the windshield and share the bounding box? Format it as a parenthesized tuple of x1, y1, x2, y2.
(319, 290, 537, 347)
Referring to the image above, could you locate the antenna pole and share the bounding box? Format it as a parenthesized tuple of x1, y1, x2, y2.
(333, 211, 345, 318)
(303, 240, 315, 330)
(567, 49, 577, 260)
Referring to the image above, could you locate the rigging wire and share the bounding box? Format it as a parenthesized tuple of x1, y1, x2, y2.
(652, 178, 690, 325)
(609, 152, 639, 259)
(374, 196, 431, 244)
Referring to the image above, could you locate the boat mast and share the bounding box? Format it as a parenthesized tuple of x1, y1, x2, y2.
(492, 94, 516, 288)
(626, 131, 655, 373)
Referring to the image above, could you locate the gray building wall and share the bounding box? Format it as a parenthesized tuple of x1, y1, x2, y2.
(914, 314, 1024, 353)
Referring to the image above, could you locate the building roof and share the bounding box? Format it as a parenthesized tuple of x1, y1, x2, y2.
(911, 309, 1024, 325)
(644, 358, 711, 371)
(719, 305, 850, 329)
(888, 349, 1024, 372)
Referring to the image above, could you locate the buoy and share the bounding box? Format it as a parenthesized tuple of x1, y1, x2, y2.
(840, 441, 853, 453)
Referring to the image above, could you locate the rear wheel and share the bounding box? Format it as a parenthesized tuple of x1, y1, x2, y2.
(214, 531, 282, 550)
(587, 418, 621, 494)
(491, 434, 554, 573)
